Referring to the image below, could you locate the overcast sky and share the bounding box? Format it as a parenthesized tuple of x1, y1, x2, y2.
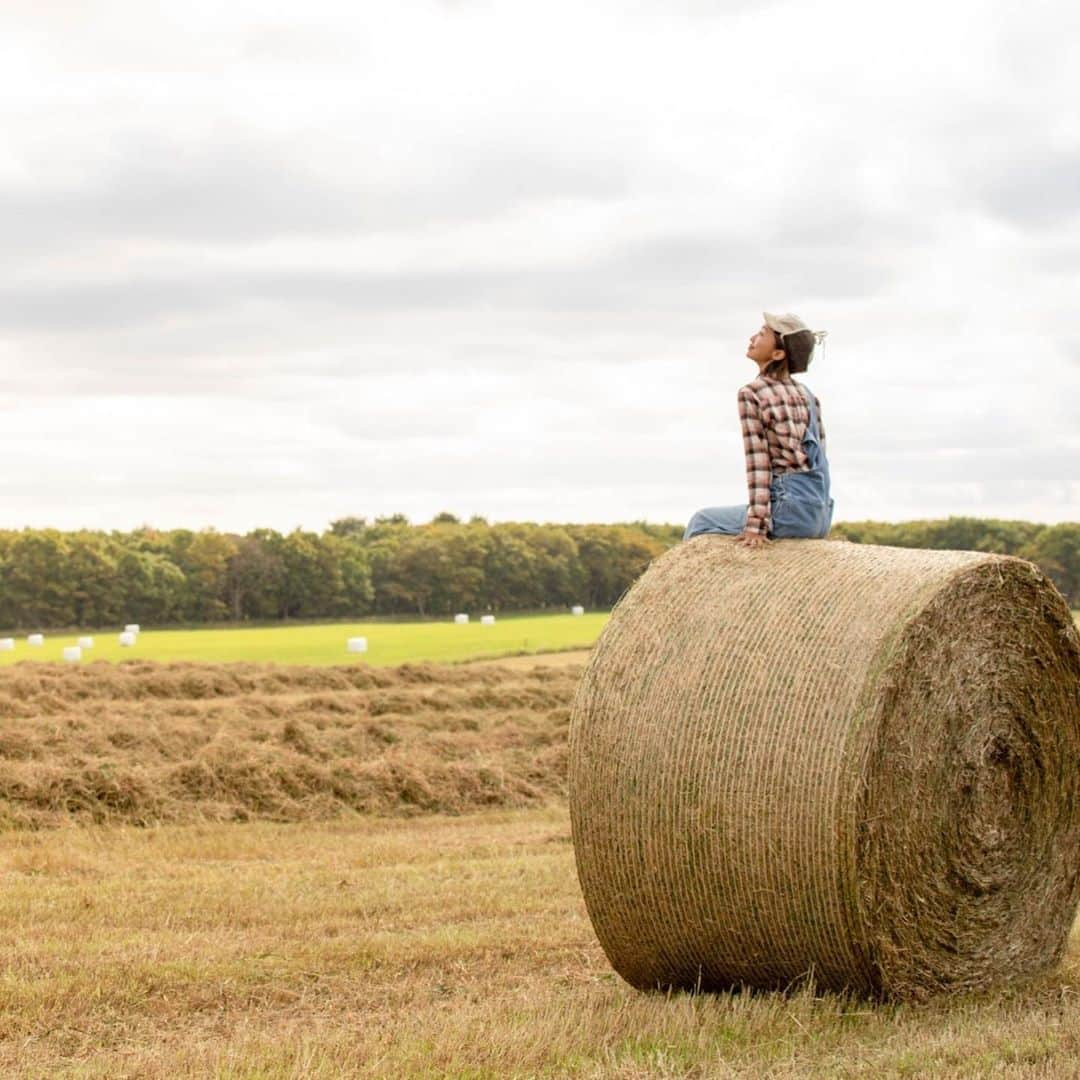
(1, 0, 1077, 533)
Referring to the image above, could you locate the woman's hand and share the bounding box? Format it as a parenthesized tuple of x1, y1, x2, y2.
(735, 531, 769, 549)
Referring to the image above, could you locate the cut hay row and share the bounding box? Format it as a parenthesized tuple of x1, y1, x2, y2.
(0, 660, 583, 830)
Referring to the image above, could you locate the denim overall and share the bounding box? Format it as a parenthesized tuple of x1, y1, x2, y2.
(683, 385, 834, 541)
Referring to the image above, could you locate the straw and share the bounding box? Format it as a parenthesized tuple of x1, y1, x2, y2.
(569, 537, 1080, 999)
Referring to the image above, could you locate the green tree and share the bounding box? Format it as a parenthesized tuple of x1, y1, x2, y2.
(116, 549, 187, 624)
(382, 529, 452, 616)
(327, 516, 368, 539)
(328, 535, 374, 615)
(568, 525, 666, 608)
(226, 531, 285, 620)
(483, 525, 542, 610)
(178, 530, 238, 621)
(272, 530, 339, 618)
(436, 523, 490, 612)
(1022, 524, 1080, 606)
(0, 530, 73, 627)
(364, 517, 412, 614)
(64, 532, 121, 627)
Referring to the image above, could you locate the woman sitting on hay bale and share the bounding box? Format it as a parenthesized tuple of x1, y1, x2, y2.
(684, 312, 834, 550)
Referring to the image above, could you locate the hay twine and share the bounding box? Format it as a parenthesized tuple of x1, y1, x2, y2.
(568, 538, 1080, 999)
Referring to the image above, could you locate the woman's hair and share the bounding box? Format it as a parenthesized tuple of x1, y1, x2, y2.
(782, 329, 816, 374)
(765, 328, 816, 377)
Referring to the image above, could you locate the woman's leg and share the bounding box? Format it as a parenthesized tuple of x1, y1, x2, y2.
(683, 505, 748, 541)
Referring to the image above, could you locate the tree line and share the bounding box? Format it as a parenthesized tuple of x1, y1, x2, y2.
(0, 516, 681, 630)
(0, 515, 1075, 631)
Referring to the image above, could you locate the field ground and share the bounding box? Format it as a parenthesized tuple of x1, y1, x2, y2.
(3, 633, 1080, 1075)
(1, 807, 1077, 1077)
(0, 613, 608, 669)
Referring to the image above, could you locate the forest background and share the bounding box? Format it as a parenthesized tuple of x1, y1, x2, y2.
(0, 516, 1076, 631)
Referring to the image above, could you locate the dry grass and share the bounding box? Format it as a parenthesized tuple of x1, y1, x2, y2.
(0, 807, 1077, 1077)
(0, 660, 579, 828)
(572, 538, 1080, 998)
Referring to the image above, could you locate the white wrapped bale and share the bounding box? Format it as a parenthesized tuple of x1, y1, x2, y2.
(27, 634, 44, 647)
(572, 605, 585, 616)
(63, 646, 82, 663)
(480, 615, 496, 626)
(347, 637, 368, 654)
(454, 613, 469, 625)
(78, 636, 94, 649)
(124, 624, 140, 634)
(118, 631, 136, 647)
(0, 638, 14, 652)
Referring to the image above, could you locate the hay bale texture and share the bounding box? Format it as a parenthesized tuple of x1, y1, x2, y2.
(569, 538, 1080, 999)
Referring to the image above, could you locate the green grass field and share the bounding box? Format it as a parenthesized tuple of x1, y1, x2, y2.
(0, 612, 608, 668)
(1, 609, 1074, 670)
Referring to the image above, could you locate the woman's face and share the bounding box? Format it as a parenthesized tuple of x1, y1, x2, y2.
(746, 325, 784, 366)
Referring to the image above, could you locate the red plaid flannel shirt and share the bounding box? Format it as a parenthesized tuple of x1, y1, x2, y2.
(738, 374, 826, 537)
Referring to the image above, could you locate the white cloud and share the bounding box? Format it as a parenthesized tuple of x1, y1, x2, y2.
(0, 0, 1076, 531)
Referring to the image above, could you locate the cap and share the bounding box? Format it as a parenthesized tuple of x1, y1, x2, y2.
(763, 311, 828, 347)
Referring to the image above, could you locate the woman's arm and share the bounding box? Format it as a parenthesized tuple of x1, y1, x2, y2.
(816, 395, 826, 449)
(738, 386, 771, 538)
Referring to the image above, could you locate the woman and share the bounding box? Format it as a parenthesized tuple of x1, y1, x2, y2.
(684, 312, 833, 550)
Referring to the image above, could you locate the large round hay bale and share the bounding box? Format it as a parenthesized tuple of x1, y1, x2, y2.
(569, 538, 1080, 999)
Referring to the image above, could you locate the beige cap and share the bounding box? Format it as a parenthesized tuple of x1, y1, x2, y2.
(763, 311, 828, 346)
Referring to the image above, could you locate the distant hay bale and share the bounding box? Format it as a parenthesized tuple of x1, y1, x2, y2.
(347, 637, 368, 654)
(124, 624, 140, 634)
(571, 605, 585, 616)
(569, 538, 1080, 1000)
(62, 646, 82, 663)
(118, 632, 136, 647)
(0, 639, 13, 652)
(27, 634, 44, 647)
(480, 615, 496, 626)
(454, 614, 470, 625)
(78, 636, 94, 649)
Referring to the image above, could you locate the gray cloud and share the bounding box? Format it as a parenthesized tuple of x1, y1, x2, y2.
(2, 192, 910, 342)
(1, 133, 632, 253)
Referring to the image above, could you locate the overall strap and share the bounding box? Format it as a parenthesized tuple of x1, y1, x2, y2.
(799, 383, 820, 438)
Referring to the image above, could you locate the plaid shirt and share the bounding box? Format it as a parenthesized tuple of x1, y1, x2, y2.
(738, 374, 826, 537)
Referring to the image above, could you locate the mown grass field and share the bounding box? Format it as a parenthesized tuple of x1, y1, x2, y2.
(2, 646, 1079, 1075)
(0, 612, 609, 669)
(1, 808, 1077, 1077)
